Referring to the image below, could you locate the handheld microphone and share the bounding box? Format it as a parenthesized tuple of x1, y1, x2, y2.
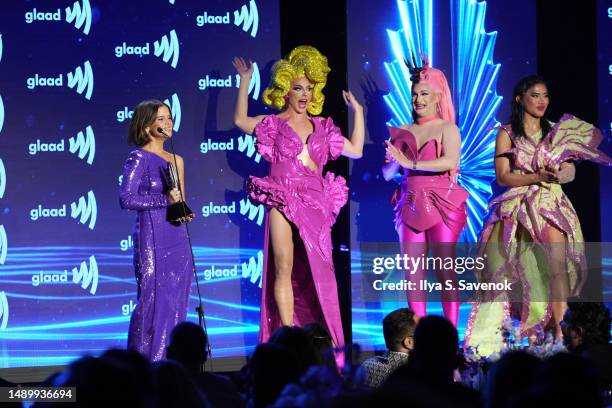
(157, 127, 171, 138)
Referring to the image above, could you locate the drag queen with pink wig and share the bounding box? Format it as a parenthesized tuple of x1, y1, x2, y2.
(384, 58, 469, 326)
(232, 46, 364, 347)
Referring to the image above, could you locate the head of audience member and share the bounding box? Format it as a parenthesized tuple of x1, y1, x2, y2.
(382, 308, 417, 353)
(509, 352, 601, 408)
(562, 298, 611, 352)
(303, 322, 337, 370)
(152, 360, 208, 407)
(409, 315, 459, 382)
(49, 354, 152, 408)
(167, 321, 209, 374)
(485, 350, 541, 408)
(269, 325, 321, 375)
(247, 343, 300, 408)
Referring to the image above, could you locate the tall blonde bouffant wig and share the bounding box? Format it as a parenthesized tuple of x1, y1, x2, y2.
(262, 45, 330, 115)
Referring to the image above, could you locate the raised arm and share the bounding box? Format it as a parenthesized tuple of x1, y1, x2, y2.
(494, 128, 557, 187)
(341, 90, 364, 159)
(232, 57, 265, 134)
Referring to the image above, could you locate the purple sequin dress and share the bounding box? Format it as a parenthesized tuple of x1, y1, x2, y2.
(247, 115, 348, 347)
(120, 149, 193, 361)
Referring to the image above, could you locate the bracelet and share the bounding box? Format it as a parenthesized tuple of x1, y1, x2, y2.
(412, 160, 417, 170)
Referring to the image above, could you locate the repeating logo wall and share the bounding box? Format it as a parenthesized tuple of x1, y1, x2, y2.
(24, 0, 92, 35)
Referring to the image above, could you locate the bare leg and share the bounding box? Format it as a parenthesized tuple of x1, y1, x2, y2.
(543, 225, 569, 339)
(269, 208, 295, 326)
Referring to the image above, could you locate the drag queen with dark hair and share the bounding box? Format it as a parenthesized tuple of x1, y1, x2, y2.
(233, 46, 364, 347)
(466, 75, 612, 355)
(383, 58, 469, 326)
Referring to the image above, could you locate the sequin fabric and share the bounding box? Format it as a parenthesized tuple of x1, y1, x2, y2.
(247, 115, 347, 348)
(465, 115, 612, 356)
(120, 150, 192, 361)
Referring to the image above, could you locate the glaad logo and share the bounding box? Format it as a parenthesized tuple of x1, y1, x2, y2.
(240, 198, 264, 226)
(69, 125, 95, 164)
(24, 0, 92, 35)
(196, 0, 259, 38)
(153, 30, 180, 69)
(201, 201, 236, 217)
(238, 133, 261, 163)
(203, 265, 238, 280)
(116, 107, 133, 123)
(234, 0, 259, 38)
(30, 62, 94, 100)
(198, 62, 260, 100)
(122, 299, 136, 316)
(67, 61, 94, 100)
(120, 235, 133, 252)
(0, 159, 5, 199)
(32, 270, 68, 287)
(65, 0, 92, 35)
(72, 255, 98, 295)
(241, 250, 263, 288)
(0, 225, 7, 265)
(200, 138, 234, 154)
(0, 94, 4, 133)
(164, 93, 181, 131)
(0, 291, 8, 330)
(71, 190, 97, 230)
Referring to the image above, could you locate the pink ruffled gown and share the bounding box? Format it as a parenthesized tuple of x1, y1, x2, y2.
(247, 115, 347, 347)
(389, 127, 469, 325)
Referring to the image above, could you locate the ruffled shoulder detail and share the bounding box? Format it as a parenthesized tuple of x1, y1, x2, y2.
(320, 117, 345, 160)
(254, 115, 303, 163)
(542, 114, 612, 167)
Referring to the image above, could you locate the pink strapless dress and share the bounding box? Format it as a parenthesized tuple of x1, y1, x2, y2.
(389, 127, 469, 235)
(247, 115, 347, 347)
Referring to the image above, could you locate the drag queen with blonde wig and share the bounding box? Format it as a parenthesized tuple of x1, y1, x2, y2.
(233, 46, 364, 347)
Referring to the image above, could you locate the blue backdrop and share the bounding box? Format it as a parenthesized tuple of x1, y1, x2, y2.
(0, 0, 278, 368)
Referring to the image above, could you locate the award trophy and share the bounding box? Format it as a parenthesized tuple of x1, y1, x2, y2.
(167, 161, 194, 223)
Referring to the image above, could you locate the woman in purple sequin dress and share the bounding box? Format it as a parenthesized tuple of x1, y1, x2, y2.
(233, 46, 364, 348)
(120, 100, 193, 361)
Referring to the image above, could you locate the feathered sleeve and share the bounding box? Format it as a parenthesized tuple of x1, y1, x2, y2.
(119, 151, 169, 210)
(321, 117, 345, 160)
